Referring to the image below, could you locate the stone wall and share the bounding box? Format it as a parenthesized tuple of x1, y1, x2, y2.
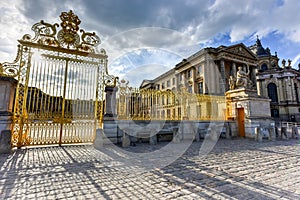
(97, 120, 237, 147)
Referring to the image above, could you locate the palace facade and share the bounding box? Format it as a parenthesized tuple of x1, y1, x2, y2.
(140, 38, 300, 122)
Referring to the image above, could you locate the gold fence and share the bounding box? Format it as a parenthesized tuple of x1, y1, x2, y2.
(117, 87, 226, 121)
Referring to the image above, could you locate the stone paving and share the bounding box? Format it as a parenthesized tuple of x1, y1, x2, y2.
(0, 138, 300, 199)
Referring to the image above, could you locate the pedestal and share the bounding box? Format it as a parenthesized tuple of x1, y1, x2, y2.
(104, 86, 118, 117)
(0, 77, 17, 153)
(226, 88, 275, 139)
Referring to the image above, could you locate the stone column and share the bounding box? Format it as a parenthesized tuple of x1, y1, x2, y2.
(232, 62, 237, 77)
(251, 66, 257, 88)
(278, 79, 284, 102)
(0, 77, 17, 153)
(286, 77, 292, 102)
(104, 86, 118, 118)
(100, 86, 119, 146)
(256, 79, 263, 96)
(220, 60, 225, 93)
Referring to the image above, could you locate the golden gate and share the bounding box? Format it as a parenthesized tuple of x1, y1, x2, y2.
(0, 11, 116, 148)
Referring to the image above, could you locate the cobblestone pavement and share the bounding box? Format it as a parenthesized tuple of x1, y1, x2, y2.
(1, 138, 300, 199)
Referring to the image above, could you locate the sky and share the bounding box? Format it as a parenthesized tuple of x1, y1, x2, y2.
(1, 0, 300, 87)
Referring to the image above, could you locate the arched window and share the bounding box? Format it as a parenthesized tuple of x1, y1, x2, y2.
(271, 109, 279, 117)
(295, 83, 299, 102)
(267, 83, 278, 103)
(261, 63, 268, 71)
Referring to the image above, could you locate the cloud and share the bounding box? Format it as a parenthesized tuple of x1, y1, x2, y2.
(123, 64, 171, 87)
(101, 27, 198, 65)
(1, 0, 300, 69)
(109, 48, 183, 87)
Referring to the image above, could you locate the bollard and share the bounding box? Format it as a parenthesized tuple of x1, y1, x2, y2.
(172, 127, 180, 143)
(292, 126, 300, 140)
(268, 126, 276, 141)
(0, 130, 11, 154)
(281, 127, 287, 140)
(149, 135, 157, 145)
(275, 126, 279, 138)
(122, 132, 131, 147)
(255, 127, 262, 142)
(225, 123, 232, 139)
(93, 129, 103, 148)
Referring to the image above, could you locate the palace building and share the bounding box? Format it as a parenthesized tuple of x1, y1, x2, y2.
(140, 38, 300, 123)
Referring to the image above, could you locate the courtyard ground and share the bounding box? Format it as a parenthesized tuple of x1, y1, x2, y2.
(0, 138, 300, 199)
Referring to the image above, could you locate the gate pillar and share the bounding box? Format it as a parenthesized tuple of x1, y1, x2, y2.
(104, 86, 118, 118)
(98, 86, 119, 146)
(0, 77, 17, 153)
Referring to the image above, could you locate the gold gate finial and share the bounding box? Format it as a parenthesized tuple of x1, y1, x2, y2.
(57, 10, 81, 48)
(20, 10, 101, 53)
(60, 10, 81, 33)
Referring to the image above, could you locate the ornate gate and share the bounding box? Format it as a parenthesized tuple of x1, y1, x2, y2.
(0, 11, 116, 147)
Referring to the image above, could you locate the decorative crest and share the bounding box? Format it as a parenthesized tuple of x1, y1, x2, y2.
(21, 10, 101, 53)
(60, 10, 81, 33)
(57, 10, 81, 48)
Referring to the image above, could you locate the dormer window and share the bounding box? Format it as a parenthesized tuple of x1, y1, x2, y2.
(261, 64, 268, 71)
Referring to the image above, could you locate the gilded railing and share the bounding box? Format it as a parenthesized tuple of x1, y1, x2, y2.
(117, 80, 226, 121)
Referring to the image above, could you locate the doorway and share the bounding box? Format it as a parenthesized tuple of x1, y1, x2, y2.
(237, 108, 245, 137)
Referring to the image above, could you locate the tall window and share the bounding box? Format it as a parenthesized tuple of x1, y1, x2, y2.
(167, 109, 171, 118)
(267, 83, 278, 103)
(188, 85, 193, 93)
(172, 78, 176, 85)
(197, 65, 202, 74)
(295, 83, 299, 102)
(198, 82, 203, 94)
(167, 80, 170, 87)
(187, 69, 192, 78)
(178, 107, 181, 118)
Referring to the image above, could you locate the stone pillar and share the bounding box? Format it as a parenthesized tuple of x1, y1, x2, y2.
(122, 132, 131, 147)
(220, 60, 225, 93)
(286, 77, 292, 102)
(293, 126, 300, 140)
(278, 79, 284, 102)
(104, 86, 118, 118)
(0, 77, 17, 153)
(281, 127, 287, 140)
(225, 122, 232, 139)
(255, 127, 262, 142)
(100, 86, 119, 146)
(256, 79, 263, 96)
(232, 62, 237, 77)
(268, 126, 276, 141)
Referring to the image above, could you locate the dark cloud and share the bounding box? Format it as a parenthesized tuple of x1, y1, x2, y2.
(17, 0, 63, 21)
(76, 0, 212, 32)
(1, 0, 300, 67)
